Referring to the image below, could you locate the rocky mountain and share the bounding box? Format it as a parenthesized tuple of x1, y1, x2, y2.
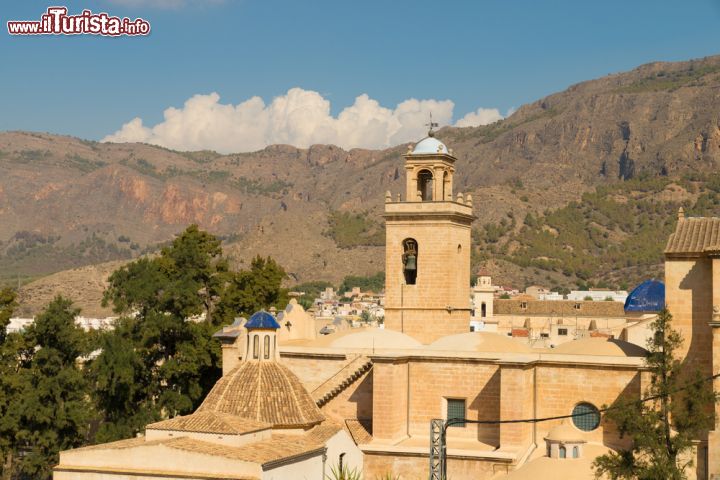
(4, 54, 720, 313)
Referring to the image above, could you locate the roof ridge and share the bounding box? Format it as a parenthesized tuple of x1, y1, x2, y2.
(312, 355, 373, 406)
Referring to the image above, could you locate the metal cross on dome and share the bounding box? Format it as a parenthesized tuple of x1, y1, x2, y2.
(426, 112, 439, 137)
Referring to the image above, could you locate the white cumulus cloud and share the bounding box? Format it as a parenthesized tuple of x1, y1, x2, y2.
(102, 88, 505, 153)
(454, 107, 505, 128)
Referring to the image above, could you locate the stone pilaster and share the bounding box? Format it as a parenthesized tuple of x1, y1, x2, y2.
(499, 364, 534, 449)
(708, 318, 720, 478)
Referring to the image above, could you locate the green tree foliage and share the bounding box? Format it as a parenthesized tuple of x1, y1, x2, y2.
(94, 226, 288, 442)
(0, 288, 21, 480)
(472, 175, 720, 287)
(91, 322, 158, 442)
(291, 280, 334, 309)
(338, 272, 384, 295)
(214, 256, 288, 323)
(0, 288, 17, 343)
(96, 226, 229, 432)
(592, 309, 717, 479)
(292, 280, 334, 298)
(13, 296, 93, 480)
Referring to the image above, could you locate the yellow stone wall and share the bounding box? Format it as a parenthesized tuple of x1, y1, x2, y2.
(320, 368, 373, 422)
(384, 213, 472, 344)
(534, 365, 641, 448)
(372, 360, 409, 442)
(708, 324, 720, 477)
(406, 360, 500, 445)
(665, 258, 713, 374)
(498, 365, 534, 448)
(363, 452, 501, 480)
(281, 354, 350, 391)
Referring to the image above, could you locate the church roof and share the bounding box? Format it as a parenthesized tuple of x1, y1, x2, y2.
(545, 421, 585, 442)
(411, 136, 449, 155)
(499, 444, 610, 480)
(197, 362, 324, 429)
(551, 337, 647, 357)
(429, 331, 533, 354)
(162, 435, 325, 467)
(245, 311, 280, 330)
(311, 327, 422, 349)
(665, 216, 720, 255)
(61, 427, 337, 474)
(146, 411, 270, 435)
(624, 280, 664, 312)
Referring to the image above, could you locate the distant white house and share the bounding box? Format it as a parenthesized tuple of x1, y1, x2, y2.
(537, 292, 564, 301)
(7, 316, 117, 334)
(566, 290, 628, 303)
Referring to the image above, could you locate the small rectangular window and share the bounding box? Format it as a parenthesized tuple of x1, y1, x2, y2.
(540, 333, 549, 338)
(446, 399, 466, 428)
(520, 302, 527, 309)
(574, 303, 581, 310)
(558, 328, 568, 336)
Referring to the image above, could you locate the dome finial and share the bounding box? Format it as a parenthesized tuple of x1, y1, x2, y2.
(426, 112, 439, 138)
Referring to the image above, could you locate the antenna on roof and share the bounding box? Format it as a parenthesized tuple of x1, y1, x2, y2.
(426, 112, 439, 137)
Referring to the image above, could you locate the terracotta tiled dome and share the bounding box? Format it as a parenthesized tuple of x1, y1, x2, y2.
(197, 362, 324, 429)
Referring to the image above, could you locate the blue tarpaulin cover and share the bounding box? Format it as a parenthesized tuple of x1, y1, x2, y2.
(624, 280, 665, 312)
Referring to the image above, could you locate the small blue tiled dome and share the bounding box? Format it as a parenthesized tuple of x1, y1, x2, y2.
(624, 280, 665, 312)
(244, 310, 280, 329)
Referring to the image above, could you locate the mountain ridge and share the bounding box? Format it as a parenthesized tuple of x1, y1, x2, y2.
(5, 54, 720, 314)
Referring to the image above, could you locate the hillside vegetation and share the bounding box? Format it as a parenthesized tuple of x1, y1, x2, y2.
(6, 55, 720, 305)
(474, 174, 720, 289)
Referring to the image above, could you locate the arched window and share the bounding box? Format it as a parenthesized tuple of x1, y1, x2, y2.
(572, 446, 579, 458)
(481, 302, 487, 318)
(443, 171, 449, 200)
(402, 238, 418, 285)
(263, 335, 270, 359)
(253, 335, 259, 359)
(417, 170, 433, 201)
(559, 446, 566, 459)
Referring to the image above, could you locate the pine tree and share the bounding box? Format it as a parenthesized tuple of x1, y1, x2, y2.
(593, 308, 717, 480)
(94, 226, 290, 440)
(215, 255, 287, 323)
(14, 296, 93, 480)
(0, 288, 22, 480)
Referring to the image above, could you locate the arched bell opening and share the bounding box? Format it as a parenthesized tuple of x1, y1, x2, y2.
(443, 171, 449, 200)
(402, 238, 418, 285)
(417, 170, 433, 201)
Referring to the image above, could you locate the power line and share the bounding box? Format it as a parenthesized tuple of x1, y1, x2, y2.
(429, 371, 720, 480)
(444, 371, 720, 429)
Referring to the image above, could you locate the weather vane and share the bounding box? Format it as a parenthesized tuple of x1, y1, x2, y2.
(426, 112, 439, 137)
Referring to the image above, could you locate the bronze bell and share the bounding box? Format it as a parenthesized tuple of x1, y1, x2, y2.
(404, 254, 417, 271)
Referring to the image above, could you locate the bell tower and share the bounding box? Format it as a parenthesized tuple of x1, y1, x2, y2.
(383, 128, 475, 343)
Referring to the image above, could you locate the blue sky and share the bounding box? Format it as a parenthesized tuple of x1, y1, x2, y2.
(3, 0, 720, 152)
